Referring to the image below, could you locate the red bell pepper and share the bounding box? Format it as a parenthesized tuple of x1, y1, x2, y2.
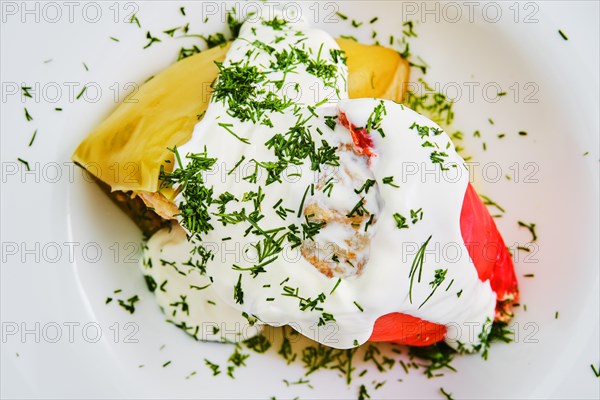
(368, 183, 519, 346)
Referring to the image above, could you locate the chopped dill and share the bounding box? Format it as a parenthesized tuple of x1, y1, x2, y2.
(517, 221, 538, 241)
(28, 130, 37, 147)
(558, 29, 568, 41)
(440, 387, 454, 400)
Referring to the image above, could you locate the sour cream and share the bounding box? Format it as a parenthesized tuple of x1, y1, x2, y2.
(141, 12, 496, 350)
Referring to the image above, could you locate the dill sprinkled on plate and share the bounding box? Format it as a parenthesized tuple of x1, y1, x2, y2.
(163, 27, 179, 37)
(143, 31, 161, 49)
(129, 13, 140, 28)
(340, 34, 358, 42)
(409, 342, 456, 378)
(177, 45, 201, 61)
(480, 195, 505, 213)
(28, 130, 37, 147)
(17, 158, 30, 171)
(204, 359, 221, 375)
(283, 377, 312, 388)
(24, 107, 33, 121)
(76, 86, 86, 100)
(358, 384, 370, 400)
(227, 345, 250, 378)
(440, 387, 454, 400)
(409, 57, 428, 74)
(243, 334, 272, 353)
(517, 221, 538, 241)
(558, 29, 568, 41)
(185, 371, 197, 379)
(201, 32, 228, 49)
(410, 208, 424, 224)
(353, 301, 364, 312)
(117, 295, 139, 314)
(21, 86, 32, 98)
(393, 213, 409, 229)
(477, 320, 514, 360)
(402, 20, 417, 37)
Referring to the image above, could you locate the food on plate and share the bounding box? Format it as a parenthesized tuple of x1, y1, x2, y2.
(73, 11, 518, 350)
(72, 40, 408, 234)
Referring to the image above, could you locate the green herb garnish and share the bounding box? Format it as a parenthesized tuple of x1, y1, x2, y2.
(517, 221, 537, 241)
(17, 158, 30, 171)
(204, 359, 220, 375)
(393, 213, 409, 229)
(440, 387, 454, 400)
(28, 130, 37, 147)
(408, 235, 432, 303)
(419, 268, 448, 309)
(143, 31, 161, 48)
(558, 29, 568, 41)
(24, 107, 33, 121)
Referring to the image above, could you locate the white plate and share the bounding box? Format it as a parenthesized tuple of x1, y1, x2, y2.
(1, 1, 599, 398)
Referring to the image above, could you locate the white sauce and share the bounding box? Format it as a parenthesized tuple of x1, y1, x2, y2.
(141, 12, 496, 350)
